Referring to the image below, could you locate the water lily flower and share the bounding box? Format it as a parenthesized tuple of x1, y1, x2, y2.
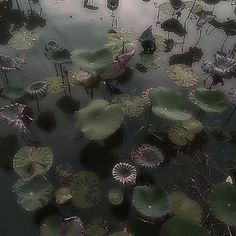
(112, 162, 137, 185)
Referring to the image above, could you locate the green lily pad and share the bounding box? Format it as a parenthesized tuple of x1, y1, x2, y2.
(132, 186, 171, 219)
(182, 117, 203, 134)
(75, 99, 124, 140)
(208, 183, 236, 226)
(71, 171, 101, 209)
(71, 48, 113, 73)
(0, 86, 25, 100)
(45, 40, 71, 64)
(68, 68, 95, 87)
(40, 215, 84, 236)
(150, 87, 191, 121)
(85, 218, 108, 236)
(46, 76, 66, 95)
(13, 146, 54, 180)
(167, 64, 199, 87)
(189, 88, 228, 113)
(14, 175, 53, 211)
(105, 30, 137, 57)
(99, 63, 123, 81)
(168, 124, 195, 146)
(170, 191, 202, 222)
(108, 188, 124, 205)
(141, 53, 160, 70)
(8, 29, 39, 50)
(160, 217, 210, 236)
(184, 1, 204, 13)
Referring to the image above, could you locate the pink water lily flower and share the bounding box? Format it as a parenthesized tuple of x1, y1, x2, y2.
(0, 54, 24, 72)
(114, 49, 135, 71)
(0, 103, 33, 133)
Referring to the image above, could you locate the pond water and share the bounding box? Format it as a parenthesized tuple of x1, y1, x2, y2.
(0, 0, 236, 235)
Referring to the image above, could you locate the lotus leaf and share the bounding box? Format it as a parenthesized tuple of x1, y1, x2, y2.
(208, 183, 236, 226)
(46, 76, 66, 94)
(99, 63, 123, 81)
(55, 187, 72, 205)
(132, 186, 171, 219)
(68, 68, 95, 87)
(167, 64, 199, 87)
(85, 218, 108, 236)
(71, 48, 113, 73)
(182, 117, 203, 134)
(168, 124, 195, 146)
(14, 175, 53, 211)
(189, 88, 228, 113)
(170, 191, 202, 222)
(13, 146, 53, 179)
(71, 171, 101, 208)
(140, 53, 160, 70)
(149, 87, 191, 121)
(108, 188, 124, 205)
(160, 217, 210, 236)
(75, 99, 124, 140)
(184, 1, 204, 13)
(40, 215, 84, 236)
(0, 86, 25, 100)
(8, 29, 39, 50)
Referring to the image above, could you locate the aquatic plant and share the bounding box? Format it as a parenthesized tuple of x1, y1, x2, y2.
(139, 27, 156, 54)
(131, 144, 164, 168)
(55, 187, 72, 205)
(0, 85, 25, 101)
(132, 186, 171, 219)
(112, 162, 137, 185)
(68, 68, 94, 87)
(0, 103, 33, 133)
(85, 218, 108, 236)
(46, 76, 66, 95)
(161, 18, 187, 37)
(25, 81, 47, 100)
(108, 188, 124, 205)
(55, 164, 73, 183)
(75, 99, 124, 140)
(0, 54, 23, 72)
(13, 146, 53, 180)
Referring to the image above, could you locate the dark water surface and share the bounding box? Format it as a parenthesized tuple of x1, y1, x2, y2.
(0, 0, 236, 235)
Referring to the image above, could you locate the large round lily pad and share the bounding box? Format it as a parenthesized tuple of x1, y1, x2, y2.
(160, 217, 210, 236)
(75, 99, 124, 140)
(71, 171, 101, 209)
(170, 191, 202, 222)
(167, 64, 199, 87)
(14, 175, 53, 211)
(208, 183, 236, 226)
(40, 215, 84, 236)
(13, 146, 54, 179)
(132, 186, 171, 219)
(189, 88, 228, 113)
(149, 87, 191, 121)
(71, 48, 113, 73)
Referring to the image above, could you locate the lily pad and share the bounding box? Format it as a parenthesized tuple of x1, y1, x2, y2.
(14, 175, 53, 211)
(140, 53, 160, 70)
(55, 187, 72, 205)
(167, 64, 199, 87)
(208, 183, 236, 226)
(8, 29, 39, 50)
(184, 1, 204, 13)
(0, 86, 25, 100)
(71, 48, 113, 73)
(71, 171, 101, 209)
(75, 99, 124, 140)
(160, 217, 210, 236)
(46, 76, 66, 95)
(68, 68, 95, 87)
(132, 186, 171, 219)
(169, 191, 202, 222)
(13, 146, 53, 179)
(189, 88, 228, 113)
(85, 218, 108, 236)
(149, 87, 191, 121)
(182, 117, 203, 134)
(40, 215, 84, 236)
(108, 188, 124, 205)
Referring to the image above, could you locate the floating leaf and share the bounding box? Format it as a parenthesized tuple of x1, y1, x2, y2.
(0, 86, 25, 100)
(26, 81, 48, 101)
(189, 88, 228, 113)
(40, 215, 84, 236)
(8, 29, 39, 50)
(71, 48, 113, 73)
(13, 146, 53, 179)
(160, 217, 210, 236)
(184, 1, 204, 13)
(108, 188, 124, 205)
(85, 218, 108, 236)
(170, 191, 202, 222)
(46, 76, 65, 95)
(132, 186, 171, 219)
(208, 183, 236, 226)
(161, 19, 187, 37)
(71, 171, 101, 208)
(14, 175, 53, 211)
(181, 117, 203, 134)
(75, 99, 124, 140)
(55, 187, 72, 205)
(140, 53, 160, 70)
(68, 68, 95, 87)
(167, 64, 199, 87)
(150, 87, 191, 121)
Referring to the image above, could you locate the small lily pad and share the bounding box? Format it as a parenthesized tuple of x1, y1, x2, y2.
(167, 64, 199, 87)
(46, 76, 66, 95)
(150, 87, 191, 121)
(132, 186, 171, 219)
(189, 88, 228, 113)
(208, 183, 236, 226)
(55, 187, 72, 205)
(71, 171, 101, 209)
(85, 218, 108, 236)
(108, 188, 124, 205)
(182, 117, 203, 134)
(13, 146, 53, 180)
